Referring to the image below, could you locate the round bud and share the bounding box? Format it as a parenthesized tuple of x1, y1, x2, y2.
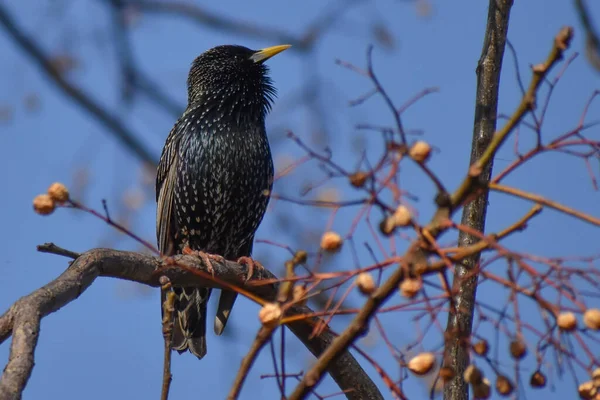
(293, 250, 308, 265)
(473, 340, 489, 356)
(473, 378, 491, 399)
(400, 278, 422, 299)
(530, 370, 547, 388)
(392, 205, 412, 227)
(578, 381, 597, 399)
(509, 340, 527, 360)
(557, 312, 577, 331)
(379, 216, 396, 236)
(583, 308, 600, 330)
(349, 171, 369, 188)
(320, 231, 343, 252)
(259, 303, 282, 328)
(47, 182, 70, 203)
(495, 375, 514, 397)
(407, 352, 436, 375)
(356, 272, 377, 295)
(592, 368, 600, 387)
(33, 194, 56, 215)
(463, 364, 483, 385)
(409, 140, 432, 163)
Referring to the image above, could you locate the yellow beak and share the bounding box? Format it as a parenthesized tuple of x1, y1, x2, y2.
(250, 44, 291, 63)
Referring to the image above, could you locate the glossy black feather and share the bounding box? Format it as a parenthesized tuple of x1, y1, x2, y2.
(156, 45, 275, 359)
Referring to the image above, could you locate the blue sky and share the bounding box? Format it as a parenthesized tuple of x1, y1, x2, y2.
(1, 1, 599, 399)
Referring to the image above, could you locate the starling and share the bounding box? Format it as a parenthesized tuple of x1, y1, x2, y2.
(156, 44, 289, 359)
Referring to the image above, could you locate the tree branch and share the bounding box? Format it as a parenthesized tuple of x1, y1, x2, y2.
(0, 4, 158, 167)
(287, 24, 574, 400)
(0, 246, 382, 400)
(127, 0, 363, 52)
(443, 1, 513, 399)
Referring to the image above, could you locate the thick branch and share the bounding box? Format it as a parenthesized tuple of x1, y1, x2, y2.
(0, 247, 382, 400)
(443, 1, 513, 399)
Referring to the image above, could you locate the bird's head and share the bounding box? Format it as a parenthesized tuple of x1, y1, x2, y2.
(187, 44, 291, 123)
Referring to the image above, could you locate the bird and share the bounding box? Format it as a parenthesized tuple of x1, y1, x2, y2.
(156, 44, 290, 359)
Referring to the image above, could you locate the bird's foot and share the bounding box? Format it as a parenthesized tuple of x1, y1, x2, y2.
(236, 256, 264, 282)
(182, 246, 224, 277)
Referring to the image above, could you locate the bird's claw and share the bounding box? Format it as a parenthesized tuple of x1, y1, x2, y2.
(236, 256, 264, 282)
(182, 246, 224, 277)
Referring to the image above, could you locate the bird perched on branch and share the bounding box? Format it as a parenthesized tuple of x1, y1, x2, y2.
(156, 44, 290, 359)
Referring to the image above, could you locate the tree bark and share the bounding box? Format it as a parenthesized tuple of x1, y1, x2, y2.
(0, 246, 382, 400)
(443, 1, 514, 399)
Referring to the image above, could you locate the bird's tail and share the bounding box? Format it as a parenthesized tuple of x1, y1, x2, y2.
(214, 290, 238, 335)
(167, 286, 211, 359)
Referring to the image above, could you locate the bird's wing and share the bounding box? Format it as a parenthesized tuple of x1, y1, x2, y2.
(156, 123, 181, 256)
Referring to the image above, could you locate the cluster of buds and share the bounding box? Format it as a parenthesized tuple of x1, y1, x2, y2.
(33, 182, 70, 215)
(578, 368, 600, 399)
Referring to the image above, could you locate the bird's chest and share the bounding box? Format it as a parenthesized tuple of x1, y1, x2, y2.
(173, 126, 273, 253)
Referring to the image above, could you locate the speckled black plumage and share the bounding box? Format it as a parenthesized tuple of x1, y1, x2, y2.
(156, 45, 285, 359)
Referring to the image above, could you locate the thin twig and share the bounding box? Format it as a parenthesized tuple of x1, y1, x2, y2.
(160, 278, 176, 400)
(489, 183, 600, 226)
(36, 243, 80, 259)
(227, 326, 278, 400)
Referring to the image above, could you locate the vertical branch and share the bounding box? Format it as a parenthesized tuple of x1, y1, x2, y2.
(160, 278, 176, 400)
(443, 1, 514, 399)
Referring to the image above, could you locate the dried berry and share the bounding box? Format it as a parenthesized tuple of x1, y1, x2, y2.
(473, 340, 489, 357)
(472, 378, 491, 399)
(578, 381, 597, 399)
(392, 205, 412, 227)
(400, 278, 422, 299)
(409, 140, 432, 163)
(530, 370, 547, 388)
(509, 340, 527, 360)
(320, 231, 343, 252)
(33, 194, 55, 215)
(356, 272, 377, 295)
(495, 375, 514, 396)
(47, 182, 69, 203)
(463, 364, 483, 385)
(259, 303, 282, 327)
(349, 171, 369, 188)
(407, 352, 436, 375)
(583, 308, 600, 330)
(557, 312, 577, 331)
